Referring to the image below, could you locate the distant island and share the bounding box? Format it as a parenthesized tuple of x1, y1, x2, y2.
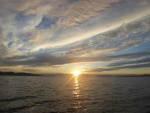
(0, 72, 43, 76)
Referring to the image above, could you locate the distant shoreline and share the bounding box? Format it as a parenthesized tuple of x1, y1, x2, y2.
(90, 74, 150, 77)
(0, 71, 150, 77)
(0, 72, 42, 76)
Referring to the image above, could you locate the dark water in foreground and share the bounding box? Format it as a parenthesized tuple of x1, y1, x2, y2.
(0, 75, 150, 113)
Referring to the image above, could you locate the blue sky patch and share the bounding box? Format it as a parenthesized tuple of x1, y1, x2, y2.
(36, 16, 58, 29)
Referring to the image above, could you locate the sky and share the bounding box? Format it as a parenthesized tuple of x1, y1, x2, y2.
(0, 0, 150, 75)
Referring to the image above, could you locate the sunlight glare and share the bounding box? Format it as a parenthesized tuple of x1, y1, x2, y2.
(73, 70, 80, 77)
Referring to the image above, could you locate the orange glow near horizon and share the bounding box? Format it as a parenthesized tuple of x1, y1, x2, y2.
(73, 70, 80, 77)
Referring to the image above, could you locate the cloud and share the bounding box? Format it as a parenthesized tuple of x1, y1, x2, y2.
(55, 0, 120, 27)
(40, 15, 149, 55)
(54, 16, 150, 57)
(0, 0, 150, 73)
(109, 57, 150, 67)
(87, 63, 150, 72)
(0, 51, 150, 67)
(0, 15, 150, 64)
(14, 12, 35, 29)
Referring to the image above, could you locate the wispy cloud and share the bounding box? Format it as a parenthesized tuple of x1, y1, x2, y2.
(0, 0, 150, 74)
(87, 63, 150, 72)
(109, 57, 150, 67)
(0, 51, 150, 67)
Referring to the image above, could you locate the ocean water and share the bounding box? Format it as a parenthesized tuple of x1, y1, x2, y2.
(0, 75, 150, 113)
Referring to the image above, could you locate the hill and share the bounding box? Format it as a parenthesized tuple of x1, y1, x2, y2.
(0, 72, 42, 76)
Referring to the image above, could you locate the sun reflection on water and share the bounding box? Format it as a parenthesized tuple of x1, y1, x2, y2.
(74, 76, 79, 88)
(73, 76, 80, 97)
(70, 76, 83, 111)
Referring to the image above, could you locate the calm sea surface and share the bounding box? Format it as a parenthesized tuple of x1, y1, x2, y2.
(0, 75, 150, 113)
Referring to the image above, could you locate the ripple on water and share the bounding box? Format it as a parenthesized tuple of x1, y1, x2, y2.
(0, 76, 150, 113)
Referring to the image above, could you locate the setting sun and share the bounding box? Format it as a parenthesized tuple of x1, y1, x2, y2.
(73, 70, 80, 77)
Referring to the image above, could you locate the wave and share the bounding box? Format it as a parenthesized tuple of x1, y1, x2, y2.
(0, 99, 60, 113)
(0, 96, 36, 102)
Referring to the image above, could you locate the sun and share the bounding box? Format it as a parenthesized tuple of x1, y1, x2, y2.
(73, 70, 80, 77)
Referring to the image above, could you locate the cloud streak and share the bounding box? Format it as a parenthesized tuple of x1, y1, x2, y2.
(0, 0, 150, 74)
(87, 63, 150, 72)
(0, 51, 150, 67)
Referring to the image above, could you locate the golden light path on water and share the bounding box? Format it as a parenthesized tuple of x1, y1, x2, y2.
(73, 76, 80, 97)
(65, 70, 81, 86)
(64, 70, 81, 99)
(60, 70, 82, 111)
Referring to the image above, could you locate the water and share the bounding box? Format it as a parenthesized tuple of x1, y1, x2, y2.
(0, 75, 150, 113)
